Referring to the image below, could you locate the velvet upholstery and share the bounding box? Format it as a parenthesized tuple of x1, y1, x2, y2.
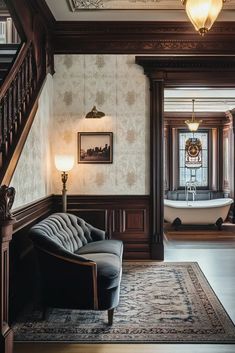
(29, 213, 123, 324)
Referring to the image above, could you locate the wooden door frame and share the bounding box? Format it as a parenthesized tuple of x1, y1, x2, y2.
(136, 56, 235, 260)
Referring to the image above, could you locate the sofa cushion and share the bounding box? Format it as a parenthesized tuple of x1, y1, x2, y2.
(81, 253, 122, 289)
(76, 240, 123, 258)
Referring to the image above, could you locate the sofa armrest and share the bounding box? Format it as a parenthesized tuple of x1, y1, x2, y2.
(85, 222, 106, 241)
(36, 246, 98, 309)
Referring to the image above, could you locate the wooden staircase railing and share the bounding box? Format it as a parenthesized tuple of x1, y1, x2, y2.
(0, 40, 40, 185)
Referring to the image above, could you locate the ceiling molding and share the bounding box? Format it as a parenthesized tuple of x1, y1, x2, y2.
(136, 55, 235, 87)
(164, 112, 228, 128)
(53, 21, 235, 54)
(66, 0, 235, 11)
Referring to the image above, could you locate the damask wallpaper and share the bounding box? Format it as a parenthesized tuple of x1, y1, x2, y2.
(52, 55, 150, 195)
(11, 75, 53, 209)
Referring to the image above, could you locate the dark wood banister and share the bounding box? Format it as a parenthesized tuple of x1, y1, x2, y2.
(0, 39, 42, 185)
(0, 42, 29, 99)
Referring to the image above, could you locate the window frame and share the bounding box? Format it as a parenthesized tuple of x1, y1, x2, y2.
(177, 129, 211, 190)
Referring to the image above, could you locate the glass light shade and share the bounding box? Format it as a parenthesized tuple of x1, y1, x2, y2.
(55, 155, 74, 172)
(185, 121, 201, 132)
(183, 0, 224, 35)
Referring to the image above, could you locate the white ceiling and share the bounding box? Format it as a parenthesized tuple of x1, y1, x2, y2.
(45, 0, 235, 21)
(165, 89, 235, 112)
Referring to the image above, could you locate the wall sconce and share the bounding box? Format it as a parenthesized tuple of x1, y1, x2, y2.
(185, 99, 202, 132)
(182, 0, 225, 36)
(85, 106, 105, 119)
(54, 154, 74, 213)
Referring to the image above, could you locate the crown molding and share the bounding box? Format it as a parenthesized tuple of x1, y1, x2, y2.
(164, 112, 228, 127)
(52, 21, 235, 54)
(136, 55, 235, 87)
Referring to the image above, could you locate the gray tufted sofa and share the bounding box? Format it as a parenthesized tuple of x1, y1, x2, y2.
(29, 213, 123, 325)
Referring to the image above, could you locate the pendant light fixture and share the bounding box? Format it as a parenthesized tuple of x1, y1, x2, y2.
(85, 106, 105, 119)
(185, 99, 202, 132)
(182, 0, 226, 36)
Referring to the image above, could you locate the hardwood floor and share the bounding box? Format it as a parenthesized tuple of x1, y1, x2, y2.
(164, 223, 235, 248)
(14, 231, 235, 353)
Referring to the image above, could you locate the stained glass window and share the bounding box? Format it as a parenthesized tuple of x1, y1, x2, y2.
(179, 130, 209, 188)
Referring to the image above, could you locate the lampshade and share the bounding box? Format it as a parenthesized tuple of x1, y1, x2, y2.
(85, 106, 105, 119)
(185, 99, 202, 132)
(182, 0, 225, 36)
(185, 121, 201, 132)
(55, 155, 74, 172)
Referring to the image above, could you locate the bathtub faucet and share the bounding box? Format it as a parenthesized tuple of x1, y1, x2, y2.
(185, 181, 197, 203)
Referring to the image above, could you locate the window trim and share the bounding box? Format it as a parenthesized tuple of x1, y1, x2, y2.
(177, 129, 211, 190)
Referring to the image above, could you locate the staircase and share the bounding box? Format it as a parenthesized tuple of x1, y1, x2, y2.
(0, 2, 50, 186)
(0, 41, 41, 185)
(0, 43, 19, 85)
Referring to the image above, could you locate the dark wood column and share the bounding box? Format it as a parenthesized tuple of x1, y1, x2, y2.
(231, 109, 235, 223)
(0, 186, 16, 353)
(149, 79, 164, 260)
(218, 126, 224, 192)
(135, 57, 165, 260)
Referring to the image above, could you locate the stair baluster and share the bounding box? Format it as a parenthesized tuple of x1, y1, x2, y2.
(0, 42, 38, 184)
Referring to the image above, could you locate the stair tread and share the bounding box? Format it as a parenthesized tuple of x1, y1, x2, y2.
(0, 49, 17, 54)
(0, 57, 13, 62)
(0, 44, 20, 50)
(0, 62, 12, 68)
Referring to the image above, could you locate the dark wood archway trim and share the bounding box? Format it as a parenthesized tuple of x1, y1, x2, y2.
(136, 56, 235, 260)
(231, 109, 235, 223)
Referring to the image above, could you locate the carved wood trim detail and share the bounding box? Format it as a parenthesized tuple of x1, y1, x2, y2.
(0, 186, 16, 353)
(53, 21, 235, 54)
(164, 112, 228, 128)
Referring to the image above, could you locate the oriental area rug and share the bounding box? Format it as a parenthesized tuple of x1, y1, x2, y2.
(13, 262, 235, 343)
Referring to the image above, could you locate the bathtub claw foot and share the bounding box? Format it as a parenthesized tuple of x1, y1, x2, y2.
(216, 217, 223, 231)
(172, 217, 182, 231)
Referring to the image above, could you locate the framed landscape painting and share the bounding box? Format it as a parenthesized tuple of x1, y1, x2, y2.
(78, 132, 113, 163)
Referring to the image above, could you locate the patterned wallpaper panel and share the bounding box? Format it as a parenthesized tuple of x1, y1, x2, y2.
(11, 75, 53, 209)
(52, 55, 150, 195)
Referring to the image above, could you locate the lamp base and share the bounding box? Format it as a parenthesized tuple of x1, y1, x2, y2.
(62, 189, 67, 213)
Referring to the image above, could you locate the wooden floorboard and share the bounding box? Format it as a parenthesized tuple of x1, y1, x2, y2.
(164, 223, 235, 248)
(14, 230, 235, 353)
(13, 343, 235, 353)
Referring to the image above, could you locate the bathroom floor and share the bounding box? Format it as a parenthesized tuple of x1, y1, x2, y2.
(164, 222, 235, 249)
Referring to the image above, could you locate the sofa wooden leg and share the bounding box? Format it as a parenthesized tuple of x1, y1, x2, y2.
(108, 308, 114, 326)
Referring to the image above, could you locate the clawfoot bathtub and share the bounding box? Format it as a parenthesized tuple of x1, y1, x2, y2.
(164, 198, 233, 230)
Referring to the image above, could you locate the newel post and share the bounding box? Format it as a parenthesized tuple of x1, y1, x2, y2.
(0, 185, 16, 353)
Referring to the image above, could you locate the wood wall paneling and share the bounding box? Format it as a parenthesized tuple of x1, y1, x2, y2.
(13, 195, 54, 233)
(53, 195, 151, 259)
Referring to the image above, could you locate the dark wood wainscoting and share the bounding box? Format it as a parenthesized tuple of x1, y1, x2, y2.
(54, 195, 150, 259)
